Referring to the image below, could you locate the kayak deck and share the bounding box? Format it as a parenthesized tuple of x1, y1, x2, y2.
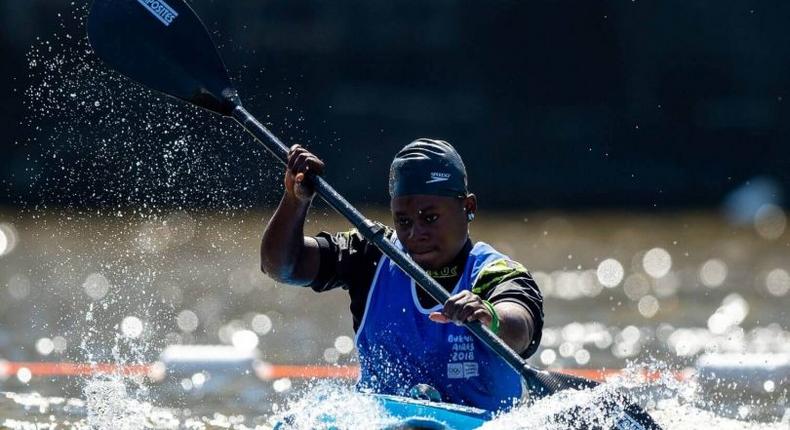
(376, 394, 493, 429)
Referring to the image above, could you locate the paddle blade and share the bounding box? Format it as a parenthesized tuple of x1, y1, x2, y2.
(540, 370, 662, 430)
(87, 0, 240, 115)
(547, 370, 600, 391)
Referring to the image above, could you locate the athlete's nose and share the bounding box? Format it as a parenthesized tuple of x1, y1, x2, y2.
(409, 220, 429, 241)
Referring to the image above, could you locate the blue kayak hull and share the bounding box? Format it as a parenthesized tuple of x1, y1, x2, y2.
(376, 394, 492, 429)
(273, 393, 493, 429)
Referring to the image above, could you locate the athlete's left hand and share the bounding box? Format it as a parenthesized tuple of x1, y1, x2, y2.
(429, 290, 493, 327)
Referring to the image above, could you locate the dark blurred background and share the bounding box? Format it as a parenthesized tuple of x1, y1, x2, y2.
(1, 0, 789, 209)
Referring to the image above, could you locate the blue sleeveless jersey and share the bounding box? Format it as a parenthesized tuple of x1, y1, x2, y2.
(354, 241, 524, 412)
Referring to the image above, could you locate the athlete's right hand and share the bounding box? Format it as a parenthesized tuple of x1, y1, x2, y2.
(285, 144, 325, 202)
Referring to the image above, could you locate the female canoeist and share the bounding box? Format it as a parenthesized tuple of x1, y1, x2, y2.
(260, 138, 544, 412)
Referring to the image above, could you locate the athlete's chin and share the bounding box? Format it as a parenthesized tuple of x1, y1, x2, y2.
(409, 250, 442, 269)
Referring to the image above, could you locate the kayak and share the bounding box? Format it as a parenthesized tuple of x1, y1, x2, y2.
(273, 393, 494, 430)
(375, 394, 493, 429)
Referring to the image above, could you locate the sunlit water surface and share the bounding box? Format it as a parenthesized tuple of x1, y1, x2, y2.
(1, 210, 788, 429)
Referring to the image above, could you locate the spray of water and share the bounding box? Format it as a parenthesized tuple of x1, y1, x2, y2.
(83, 374, 151, 430)
(482, 360, 787, 430)
(21, 2, 287, 215)
(273, 382, 398, 430)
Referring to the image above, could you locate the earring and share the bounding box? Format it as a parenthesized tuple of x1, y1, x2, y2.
(467, 212, 475, 221)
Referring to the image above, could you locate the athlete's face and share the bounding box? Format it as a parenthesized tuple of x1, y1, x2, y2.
(390, 194, 476, 270)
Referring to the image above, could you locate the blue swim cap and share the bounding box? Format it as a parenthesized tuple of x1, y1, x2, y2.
(389, 138, 468, 198)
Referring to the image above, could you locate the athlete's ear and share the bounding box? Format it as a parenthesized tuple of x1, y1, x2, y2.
(463, 194, 477, 221)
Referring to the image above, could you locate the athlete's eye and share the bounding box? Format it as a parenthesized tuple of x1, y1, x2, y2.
(424, 214, 439, 224)
(395, 217, 412, 228)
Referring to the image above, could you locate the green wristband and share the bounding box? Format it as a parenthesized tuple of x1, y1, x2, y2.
(481, 300, 500, 335)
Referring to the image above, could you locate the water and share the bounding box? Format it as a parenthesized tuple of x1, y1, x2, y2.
(83, 375, 151, 429)
(1, 376, 788, 429)
(0, 209, 788, 429)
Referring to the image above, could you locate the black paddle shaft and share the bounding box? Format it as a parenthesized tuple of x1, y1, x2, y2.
(232, 106, 557, 395)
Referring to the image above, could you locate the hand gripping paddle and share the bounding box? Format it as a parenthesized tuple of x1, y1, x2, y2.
(87, 1, 660, 428)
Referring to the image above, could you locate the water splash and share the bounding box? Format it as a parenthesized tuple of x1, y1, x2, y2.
(273, 382, 397, 430)
(482, 374, 651, 430)
(22, 2, 275, 213)
(83, 374, 151, 430)
(486, 392, 605, 428)
(482, 361, 788, 430)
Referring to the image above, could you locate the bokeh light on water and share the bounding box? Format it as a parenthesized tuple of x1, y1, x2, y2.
(596, 258, 624, 288)
(334, 336, 354, 354)
(764, 268, 790, 297)
(121, 317, 144, 339)
(0, 223, 19, 257)
(753, 204, 786, 240)
(35, 338, 55, 356)
(175, 310, 199, 333)
(231, 330, 259, 353)
(699, 259, 728, 288)
(251, 314, 273, 335)
(83, 273, 110, 301)
(642, 247, 672, 279)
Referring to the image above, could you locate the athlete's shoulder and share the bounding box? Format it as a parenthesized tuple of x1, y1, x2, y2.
(471, 254, 533, 296)
(329, 223, 394, 249)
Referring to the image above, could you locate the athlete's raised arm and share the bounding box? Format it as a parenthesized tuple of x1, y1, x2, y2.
(260, 145, 324, 286)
